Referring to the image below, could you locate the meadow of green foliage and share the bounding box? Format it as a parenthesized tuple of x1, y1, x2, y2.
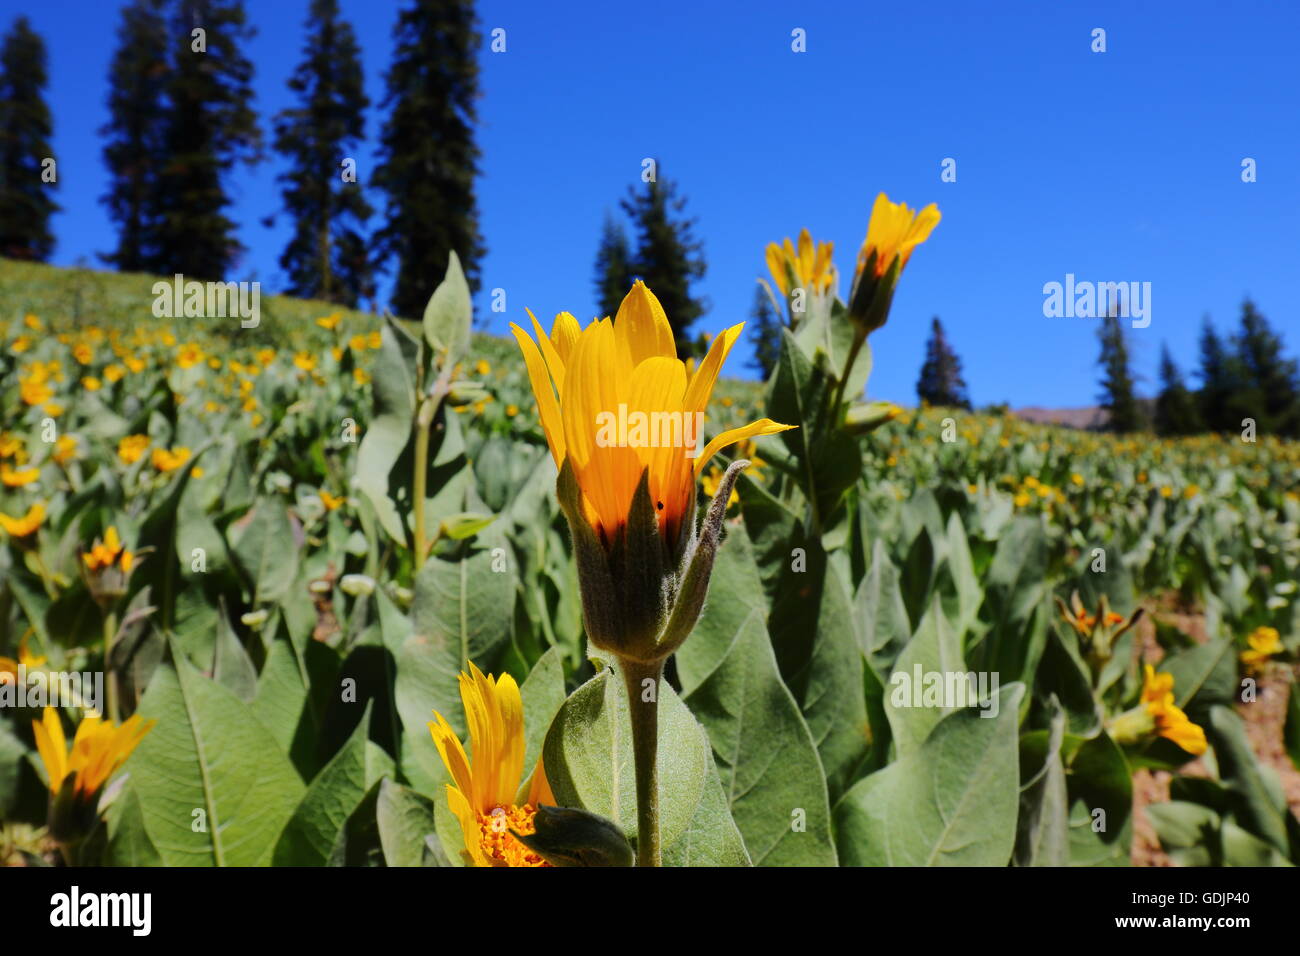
(2, 257, 1298, 867)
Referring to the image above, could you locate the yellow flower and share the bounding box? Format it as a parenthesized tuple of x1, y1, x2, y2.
(476, 359, 491, 376)
(510, 281, 792, 549)
(11, 334, 32, 353)
(1070, 473, 1085, 486)
(1013, 491, 1032, 508)
(856, 192, 941, 281)
(82, 525, 135, 574)
(505, 403, 519, 418)
(316, 313, 341, 330)
(0, 432, 22, 458)
(24, 313, 42, 330)
(0, 638, 46, 683)
(352, 367, 370, 386)
(257, 348, 276, 367)
(765, 228, 836, 298)
(349, 333, 367, 351)
(82, 376, 102, 391)
(1140, 665, 1207, 755)
(320, 490, 344, 511)
(1160, 486, 1173, 498)
(0, 501, 45, 538)
(176, 343, 205, 369)
(32, 707, 154, 799)
(151, 446, 191, 472)
(331, 346, 344, 362)
(52, 434, 78, 465)
(0, 463, 39, 488)
(20, 377, 53, 406)
(367, 331, 382, 350)
(72, 343, 93, 365)
(1183, 484, 1200, 499)
(125, 356, 146, 374)
(1240, 626, 1283, 673)
(429, 664, 553, 868)
(294, 352, 317, 372)
(117, 434, 150, 465)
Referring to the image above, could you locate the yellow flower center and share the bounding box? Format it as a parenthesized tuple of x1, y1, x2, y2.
(474, 803, 550, 867)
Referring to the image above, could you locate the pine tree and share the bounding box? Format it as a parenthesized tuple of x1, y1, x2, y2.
(272, 0, 372, 306)
(915, 316, 971, 409)
(1233, 298, 1300, 438)
(621, 169, 707, 355)
(1197, 318, 1242, 433)
(593, 213, 632, 319)
(100, 0, 169, 273)
(155, 0, 262, 280)
(1097, 313, 1143, 433)
(1154, 343, 1201, 436)
(747, 284, 783, 378)
(0, 16, 58, 262)
(372, 0, 483, 318)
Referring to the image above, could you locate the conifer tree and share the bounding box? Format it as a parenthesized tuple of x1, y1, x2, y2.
(0, 16, 58, 262)
(593, 213, 632, 319)
(1097, 312, 1143, 433)
(372, 0, 483, 318)
(1154, 343, 1201, 436)
(621, 169, 706, 355)
(100, 0, 169, 273)
(1233, 298, 1300, 438)
(272, 0, 372, 306)
(747, 284, 782, 378)
(916, 317, 971, 409)
(155, 0, 262, 280)
(1197, 318, 1241, 433)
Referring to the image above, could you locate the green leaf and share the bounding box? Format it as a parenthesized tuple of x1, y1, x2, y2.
(438, 511, 494, 541)
(355, 319, 416, 543)
(227, 498, 301, 606)
(1014, 701, 1068, 866)
(835, 683, 1024, 866)
(394, 539, 515, 741)
(273, 704, 374, 866)
(1206, 705, 1289, 853)
(133, 645, 305, 866)
(104, 783, 162, 866)
(683, 611, 836, 865)
(518, 645, 566, 799)
(884, 596, 967, 758)
(422, 250, 472, 366)
(542, 668, 709, 853)
(1160, 636, 1236, 715)
(376, 778, 439, 867)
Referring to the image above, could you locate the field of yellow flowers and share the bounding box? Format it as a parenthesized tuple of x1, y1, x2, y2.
(2, 218, 1298, 868)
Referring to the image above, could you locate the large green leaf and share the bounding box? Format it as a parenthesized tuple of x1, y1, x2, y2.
(543, 668, 709, 853)
(376, 778, 441, 867)
(835, 683, 1024, 866)
(227, 498, 301, 606)
(355, 319, 415, 543)
(422, 251, 472, 366)
(884, 596, 966, 758)
(132, 646, 305, 866)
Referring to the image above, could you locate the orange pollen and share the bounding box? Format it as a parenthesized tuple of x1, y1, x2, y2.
(475, 803, 551, 867)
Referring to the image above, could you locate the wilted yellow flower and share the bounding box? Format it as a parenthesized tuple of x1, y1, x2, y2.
(429, 664, 552, 868)
(1240, 626, 1283, 673)
(117, 434, 150, 465)
(856, 192, 941, 281)
(766, 228, 836, 298)
(0, 501, 45, 538)
(151, 446, 191, 472)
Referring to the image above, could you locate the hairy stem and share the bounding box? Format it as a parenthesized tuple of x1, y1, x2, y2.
(620, 657, 664, 867)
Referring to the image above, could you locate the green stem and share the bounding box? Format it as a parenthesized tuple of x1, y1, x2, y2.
(103, 609, 119, 722)
(620, 657, 664, 867)
(412, 398, 434, 572)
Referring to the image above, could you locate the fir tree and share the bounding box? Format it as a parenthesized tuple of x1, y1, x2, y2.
(1197, 318, 1242, 433)
(1097, 312, 1143, 433)
(372, 0, 483, 318)
(621, 169, 707, 355)
(272, 0, 373, 306)
(915, 316, 971, 409)
(99, 0, 169, 273)
(1233, 298, 1300, 438)
(747, 284, 783, 378)
(593, 213, 632, 319)
(0, 16, 58, 262)
(1154, 343, 1201, 436)
(155, 0, 262, 280)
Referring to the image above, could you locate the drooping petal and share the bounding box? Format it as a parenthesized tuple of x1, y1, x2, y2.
(694, 419, 796, 476)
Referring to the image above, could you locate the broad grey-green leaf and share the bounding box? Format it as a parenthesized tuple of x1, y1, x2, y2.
(422, 250, 472, 365)
(543, 668, 709, 853)
(884, 596, 966, 758)
(133, 647, 305, 866)
(835, 683, 1024, 866)
(376, 778, 438, 868)
(227, 499, 301, 606)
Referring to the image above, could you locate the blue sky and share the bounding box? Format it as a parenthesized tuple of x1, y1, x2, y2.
(10, 0, 1299, 408)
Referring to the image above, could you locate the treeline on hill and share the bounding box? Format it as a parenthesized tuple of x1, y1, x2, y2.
(1098, 300, 1300, 439)
(0, 0, 712, 350)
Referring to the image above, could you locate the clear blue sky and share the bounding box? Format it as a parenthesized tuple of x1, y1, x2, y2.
(10, 0, 1299, 408)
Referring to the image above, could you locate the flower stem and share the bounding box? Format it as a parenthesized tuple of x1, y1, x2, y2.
(620, 657, 663, 867)
(103, 609, 119, 722)
(412, 398, 435, 572)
